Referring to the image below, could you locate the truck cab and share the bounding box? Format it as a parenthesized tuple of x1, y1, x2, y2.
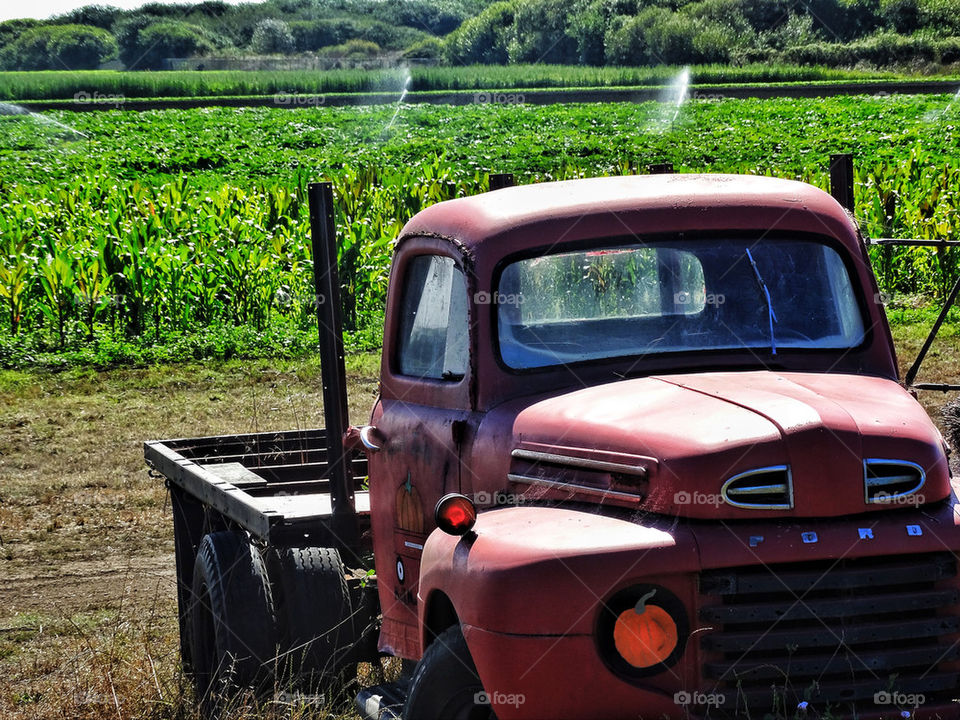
(369, 174, 957, 719)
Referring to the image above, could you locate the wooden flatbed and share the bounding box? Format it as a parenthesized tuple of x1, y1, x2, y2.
(145, 427, 369, 543)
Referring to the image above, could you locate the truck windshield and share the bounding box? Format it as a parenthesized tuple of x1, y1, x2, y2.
(496, 238, 866, 370)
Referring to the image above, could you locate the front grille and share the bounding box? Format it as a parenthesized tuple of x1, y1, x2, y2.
(697, 553, 960, 717)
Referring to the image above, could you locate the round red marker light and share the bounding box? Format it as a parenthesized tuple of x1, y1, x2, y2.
(435, 493, 477, 536)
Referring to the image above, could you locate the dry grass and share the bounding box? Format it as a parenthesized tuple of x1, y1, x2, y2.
(0, 354, 380, 720)
(0, 323, 957, 720)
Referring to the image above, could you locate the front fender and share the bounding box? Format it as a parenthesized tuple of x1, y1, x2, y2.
(417, 506, 701, 640)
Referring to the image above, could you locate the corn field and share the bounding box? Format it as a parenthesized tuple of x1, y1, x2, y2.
(1, 154, 958, 350)
(0, 165, 479, 347)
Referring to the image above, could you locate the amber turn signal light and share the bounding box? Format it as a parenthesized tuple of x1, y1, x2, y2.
(435, 493, 477, 536)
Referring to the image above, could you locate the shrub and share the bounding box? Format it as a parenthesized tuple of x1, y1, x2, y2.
(51, 4, 122, 30)
(507, 0, 578, 64)
(640, 8, 699, 64)
(371, 1, 465, 35)
(0, 18, 41, 48)
(443, 1, 516, 64)
(402, 37, 444, 60)
(0, 24, 117, 70)
(918, 0, 960, 33)
(289, 19, 357, 52)
(289, 17, 424, 52)
(250, 18, 295, 54)
(759, 13, 822, 49)
(933, 35, 960, 62)
(605, 7, 736, 65)
(879, 0, 920, 32)
(604, 13, 648, 65)
(319, 39, 382, 60)
(567, 0, 609, 65)
(781, 31, 937, 65)
(731, 0, 795, 32)
(133, 20, 217, 70)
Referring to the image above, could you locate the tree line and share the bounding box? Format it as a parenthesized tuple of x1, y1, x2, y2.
(2, 0, 960, 71)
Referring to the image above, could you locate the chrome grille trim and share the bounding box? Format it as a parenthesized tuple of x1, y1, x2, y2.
(506, 473, 642, 505)
(720, 465, 793, 510)
(864, 458, 925, 504)
(510, 448, 648, 477)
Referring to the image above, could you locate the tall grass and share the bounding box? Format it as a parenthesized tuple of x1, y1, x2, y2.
(0, 64, 904, 102)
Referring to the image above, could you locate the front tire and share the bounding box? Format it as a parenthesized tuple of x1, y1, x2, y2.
(404, 625, 496, 720)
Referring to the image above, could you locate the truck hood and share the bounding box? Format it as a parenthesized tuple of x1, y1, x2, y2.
(499, 371, 950, 519)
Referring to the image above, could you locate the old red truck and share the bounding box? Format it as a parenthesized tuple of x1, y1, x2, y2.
(146, 171, 960, 720)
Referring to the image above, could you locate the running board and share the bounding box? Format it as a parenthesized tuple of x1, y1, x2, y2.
(355, 682, 407, 720)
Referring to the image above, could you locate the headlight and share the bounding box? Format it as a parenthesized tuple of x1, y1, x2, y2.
(597, 584, 688, 680)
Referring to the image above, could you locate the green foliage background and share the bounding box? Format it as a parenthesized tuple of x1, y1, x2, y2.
(5, 0, 960, 70)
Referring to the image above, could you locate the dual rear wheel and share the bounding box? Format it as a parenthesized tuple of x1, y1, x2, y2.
(187, 532, 359, 709)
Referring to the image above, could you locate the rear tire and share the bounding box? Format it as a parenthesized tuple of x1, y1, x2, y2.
(404, 625, 496, 720)
(189, 531, 276, 707)
(267, 546, 357, 693)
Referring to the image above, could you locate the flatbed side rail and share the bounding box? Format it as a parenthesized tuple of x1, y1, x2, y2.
(145, 428, 369, 542)
(146, 438, 281, 540)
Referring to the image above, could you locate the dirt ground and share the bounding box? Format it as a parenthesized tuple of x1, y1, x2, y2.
(0, 329, 957, 719)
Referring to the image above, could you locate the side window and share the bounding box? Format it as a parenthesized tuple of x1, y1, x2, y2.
(397, 255, 468, 380)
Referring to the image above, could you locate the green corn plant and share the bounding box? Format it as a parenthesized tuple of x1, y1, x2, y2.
(0, 234, 32, 335)
(73, 245, 111, 341)
(38, 245, 75, 348)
